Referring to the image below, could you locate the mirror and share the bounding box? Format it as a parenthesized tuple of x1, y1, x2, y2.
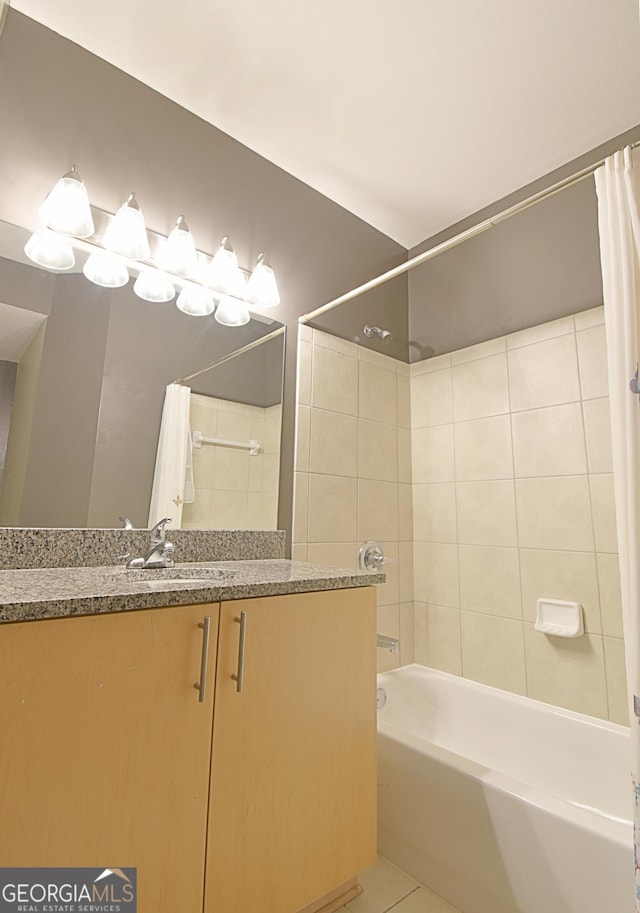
(0, 219, 285, 529)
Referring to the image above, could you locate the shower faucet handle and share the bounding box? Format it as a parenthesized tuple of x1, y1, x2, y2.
(358, 539, 394, 571)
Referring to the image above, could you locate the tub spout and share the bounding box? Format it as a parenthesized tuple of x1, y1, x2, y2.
(377, 634, 400, 653)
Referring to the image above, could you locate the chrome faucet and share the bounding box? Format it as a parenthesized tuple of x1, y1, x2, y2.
(127, 517, 176, 569)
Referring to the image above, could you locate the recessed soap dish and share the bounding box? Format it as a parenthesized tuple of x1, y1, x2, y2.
(535, 598, 584, 638)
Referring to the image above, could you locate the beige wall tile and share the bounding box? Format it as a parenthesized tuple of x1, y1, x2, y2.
(313, 328, 357, 356)
(574, 306, 605, 331)
(451, 336, 506, 365)
(210, 489, 248, 529)
(412, 424, 455, 483)
(359, 360, 397, 425)
(515, 476, 594, 551)
(414, 603, 462, 674)
(508, 334, 581, 412)
(456, 480, 518, 547)
(461, 612, 526, 694)
(308, 474, 358, 542)
(583, 397, 613, 474)
(312, 345, 358, 415)
(376, 541, 400, 606)
(454, 415, 513, 481)
(399, 602, 415, 665)
(397, 427, 412, 483)
(298, 324, 313, 343)
(397, 372, 412, 429)
(292, 471, 309, 543)
(452, 354, 510, 421)
(248, 453, 263, 493)
(294, 405, 310, 472)
(411, 353, 451, 375)
(217, 404, 252, 442)
(309, 409, 357, 477)
(296, 339, 312, 406)
(358, 419, 398, 481)
(413, 482, 457, 543)
(291, 543, 308, 561)
(398, 541, 414, 602)
(459, 545, 522, 619)
(411, 368, 452, 429)
(396, 361, 410, 377)
(214, 448, 250, 491)
(192, 443, 216, 489)
(306, 541, 358, 568)
(358, 346, 398, 370)
(182, 489, 213, 528)
(413, 541, 459, 607)
(604, 637, 629, 726)
(398, 483, 414, 541)
(577, 325, 609, 399)
(358, 479, 399, 541)
(523, 625, 608, 718)
(506, 315, 575, 350)
(597, 552, 623, 638)
(511, 402, 587, 477)
(519, 548, 601, 633)
(590, 473, 618, 553)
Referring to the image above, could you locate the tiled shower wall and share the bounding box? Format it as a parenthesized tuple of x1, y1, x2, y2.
(292, 326, 414, 672)
(411, 306, 627, 725)
(183, 393, 281, 530)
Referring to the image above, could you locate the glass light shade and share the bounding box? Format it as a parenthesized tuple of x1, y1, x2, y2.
(38, 167, 95, 238)
(205, 237, 245, 296)
(24, 231, 75, 271)
(102, 193, 150, 260)
(176, 285, 215, 317)
(245, 254, 280, 308)
(156, 216, 198, 277)
(133, 269, 175, 303)
(214, 295, 251, 327)
(83, 252, 129, 288)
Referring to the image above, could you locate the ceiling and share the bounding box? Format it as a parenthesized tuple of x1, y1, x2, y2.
(7, 0, 640, 249)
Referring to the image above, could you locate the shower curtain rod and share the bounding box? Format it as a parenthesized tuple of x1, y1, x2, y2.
(176, 324, 285, 385)
(299, 139, 640, 326)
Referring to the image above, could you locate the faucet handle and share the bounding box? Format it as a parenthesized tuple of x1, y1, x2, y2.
(150, 517, 172, 541)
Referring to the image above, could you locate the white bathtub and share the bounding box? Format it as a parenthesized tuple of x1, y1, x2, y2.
(377, 664, 633, 913)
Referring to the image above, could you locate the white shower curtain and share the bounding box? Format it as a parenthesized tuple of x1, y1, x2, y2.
(595, 145, 640, 908)
(148, 382, 194, 529)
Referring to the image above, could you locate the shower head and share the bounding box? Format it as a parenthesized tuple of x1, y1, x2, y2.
(364, 325, 392, 343)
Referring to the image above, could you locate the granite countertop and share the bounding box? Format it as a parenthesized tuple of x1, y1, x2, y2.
(0, 559, 384, 624)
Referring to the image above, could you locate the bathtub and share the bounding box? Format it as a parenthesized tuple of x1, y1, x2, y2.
(376, 664, 633, 913)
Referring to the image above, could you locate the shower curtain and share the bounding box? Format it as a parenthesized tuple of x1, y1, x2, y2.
(147, 382, 195, 529)
(595, 145, 640, 908)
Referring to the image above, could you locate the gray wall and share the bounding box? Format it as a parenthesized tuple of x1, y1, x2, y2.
(0, 10, 407, 542)
(407, 125, 640, 358)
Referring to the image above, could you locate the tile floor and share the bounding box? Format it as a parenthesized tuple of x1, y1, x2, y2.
(338, 855, 462, 913)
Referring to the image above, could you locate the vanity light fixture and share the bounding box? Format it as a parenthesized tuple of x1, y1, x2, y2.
(133, 269, 176, 303)
(245, 254, 280, 308)
(102, 192, 150, 260)
(26, 166, 281, 322)
(23, 230, 76, 271)
(38, 166, 95, 238)
(176, 284, 216, 317)
(206, 236, 245, 297)
(82, 251, 130, 288)
(157, 215, 199, 278)
(214, 295, 251, 327)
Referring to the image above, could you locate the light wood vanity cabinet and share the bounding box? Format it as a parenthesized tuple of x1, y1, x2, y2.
(0, 586, 377, 913)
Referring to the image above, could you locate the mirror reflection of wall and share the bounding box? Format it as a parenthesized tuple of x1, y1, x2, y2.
(0, 221, 285, 530)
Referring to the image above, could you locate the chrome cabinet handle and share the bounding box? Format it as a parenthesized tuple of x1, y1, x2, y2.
(194, 616, 211, 703)
(231, 611, 247, 693)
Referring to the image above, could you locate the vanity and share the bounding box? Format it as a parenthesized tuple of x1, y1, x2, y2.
(0, 530, 381, 913)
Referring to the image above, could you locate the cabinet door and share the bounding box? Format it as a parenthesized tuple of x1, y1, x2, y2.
(0, 603, 219, 913)
(206, 587, 377, 913)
